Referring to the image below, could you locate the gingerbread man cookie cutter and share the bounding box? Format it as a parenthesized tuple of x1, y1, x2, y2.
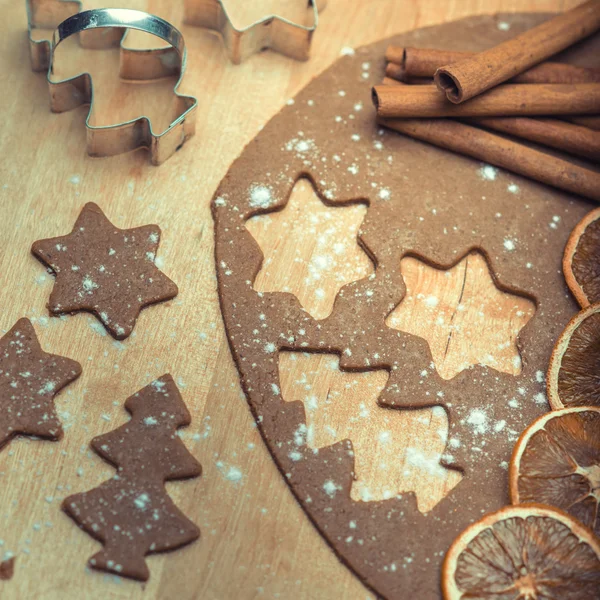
(27, 0, 82, 72)
(184, 0, 327, 64)
(39, 7, 197, 164)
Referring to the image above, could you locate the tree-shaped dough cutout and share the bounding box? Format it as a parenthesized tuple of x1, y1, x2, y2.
(279, 352, 462, 512)
(245, 178, 374, 319)
(63, 374, 201, 581)
(386, 252, 535, 380)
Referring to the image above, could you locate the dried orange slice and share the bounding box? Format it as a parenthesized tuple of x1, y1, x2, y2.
(509, 406, 600, 538)
(564, 207, 600, 308)
(547, 304, 600, 410)
(442, 504, 600, 600)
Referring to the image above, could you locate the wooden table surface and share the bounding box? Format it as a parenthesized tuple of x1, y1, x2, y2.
(0, 1, 580, 599)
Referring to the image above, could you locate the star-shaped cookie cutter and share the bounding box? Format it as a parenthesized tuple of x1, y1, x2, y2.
(184, 0, 327, 64)
(39, 7, 197, 164)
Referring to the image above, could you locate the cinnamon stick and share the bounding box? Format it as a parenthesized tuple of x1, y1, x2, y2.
(385, 62, 407, 81)
(372, 83, 600, 118)
(564, 116, 600, 131)
(384, 62, 431, 84)
(387, 46, 600, 84)
(378, 118, 600, 201)
(385, 46, 405, 65)
(384, 62, 432, 84)
(433, 0, 600, 103)
(467, 117, 600, 162)
(380, 79, 600, 161)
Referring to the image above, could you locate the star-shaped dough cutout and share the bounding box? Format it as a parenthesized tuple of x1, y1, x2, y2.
(386, 252, 535, 380)
(245, 178, 373, 320)
(32, 203, 178, 340)
(0, 318, 81, 450)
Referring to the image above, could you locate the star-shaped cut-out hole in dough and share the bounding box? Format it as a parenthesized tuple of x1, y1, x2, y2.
(386, 252, 536, 380)
(32, 203, 178, 340)
(245, 178, 374, 320)
(0, 318, 81, 450)
(279, 352, 462, 513)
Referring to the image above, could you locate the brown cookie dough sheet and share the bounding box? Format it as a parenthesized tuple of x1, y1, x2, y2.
(213, 14, 600, 599)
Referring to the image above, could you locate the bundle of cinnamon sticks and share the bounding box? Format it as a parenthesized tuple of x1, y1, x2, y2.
(372, 0, 600, 202)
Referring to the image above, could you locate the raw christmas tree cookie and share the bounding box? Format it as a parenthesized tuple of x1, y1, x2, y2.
(0, 318, 81, 450)
(32, 202, 178, 340)
(62, 374, 201, 581)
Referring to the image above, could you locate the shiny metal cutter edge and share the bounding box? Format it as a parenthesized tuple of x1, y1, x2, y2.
(27, 0, 82, 73)
(46, 7, 197, 165)
(184, 0, 327, 64)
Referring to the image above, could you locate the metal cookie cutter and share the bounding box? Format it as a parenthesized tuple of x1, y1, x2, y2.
(184, 0, 327, 64)
(27, 0, 82, 72)
(47, 8, 197, 165)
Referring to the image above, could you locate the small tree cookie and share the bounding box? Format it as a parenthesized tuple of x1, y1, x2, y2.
(63, 374, 201, 581)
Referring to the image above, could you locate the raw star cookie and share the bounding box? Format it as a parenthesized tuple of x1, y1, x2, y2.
(0, 318, 81, 450)
(212, 13, 600, 600)
(63, 374, 201, 581)
(32, 203, 178, 340)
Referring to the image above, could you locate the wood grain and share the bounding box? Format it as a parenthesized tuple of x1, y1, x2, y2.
(0, 1, 578, 598)
(247, 178, 373, 320)
(279, 352, 463, 513)
(387, 253, 535, 380)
